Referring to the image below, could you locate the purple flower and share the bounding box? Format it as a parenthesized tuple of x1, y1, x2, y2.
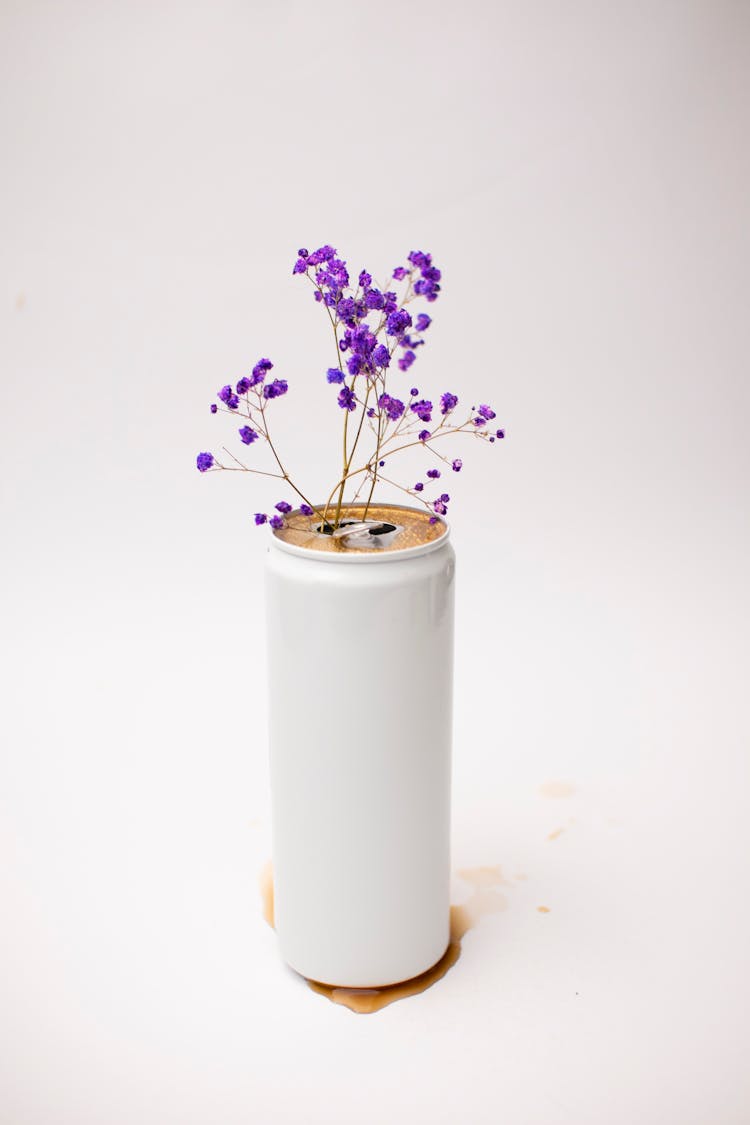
(346, 354, 363, 376)
(410, 387, 419, 397)
(439, 493, 450, 502)
(386, 309, 412, 337)
(254, 513, 268, 525)
(299, 504, 314, 516)
(429, 516, 438, 524)
(251, 358, 273, 386)
(269, 515, 285, 530)
(210, 404, 217, 414)
(440, 392, 458, 414)
(433, 500, 448, 515)
(415, 313, 431, 332)
(414, 278, 441, 302)
(392, 266, 408, 280)
(327, 368, 345, 384)
(478, 404, 496, 421)
(293, 257, 308, 274)
(496, 428, 505, 439)
(398, 349, 416, 372)
(236, 377, 251, 394)
(218, 384, 239, 408)
(409, 254, 442, 303)
(379, 459, 385, 467)
(358, 270, 372, 288)
(238, 426, 258, 445)
(351, 325, 376, 355)
(298, 248, 309, 258)
(426, 468, 441, 480)
(383, 291, 398, 315)
(275, 501, 292, 513)
(307, 244, 336, 266)
(337, 297, 357, 322)
(196, 452, 214, 472)
(372, 344, 390, 368)
(407, 250, 429, 269)
(410, 399, 433, 422)
(263, 378, 288, 399)
(338, 386, 357, 411)
(414, 482, 424, 492)
(452, 458, 462, 472)
(367, 407, 376, 418)
(378, 393, 405, 421)
(419, 430, 430, 442)
(365, 289, 385, 310)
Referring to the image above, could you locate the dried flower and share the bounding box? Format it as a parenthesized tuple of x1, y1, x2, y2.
(263, 379, 288, 399)
(410, 400, 433, 423)
(196, 242, 504, 532)
(378, 393, 405, 421)
(338, 386, 357, 411)
(251, 358, 273, 385)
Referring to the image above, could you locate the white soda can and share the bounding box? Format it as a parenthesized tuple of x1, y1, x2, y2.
(265, 504, 455, 987)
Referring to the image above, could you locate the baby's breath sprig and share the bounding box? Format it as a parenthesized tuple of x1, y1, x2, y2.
(195, 245, 504, 531)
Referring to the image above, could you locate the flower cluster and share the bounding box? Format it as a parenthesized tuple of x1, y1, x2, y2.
(195, 244, 504, 531)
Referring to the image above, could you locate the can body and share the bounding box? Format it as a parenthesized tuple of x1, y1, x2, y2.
(265, 526, 455, 987)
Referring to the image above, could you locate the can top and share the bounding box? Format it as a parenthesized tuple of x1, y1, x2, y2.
(269, 503, 450, 564)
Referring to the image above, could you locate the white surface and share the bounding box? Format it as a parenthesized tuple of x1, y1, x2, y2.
(1, 2, 749, 1122)
(266, 532, 454, 987)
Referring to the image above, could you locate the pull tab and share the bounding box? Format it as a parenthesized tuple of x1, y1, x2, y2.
(328, 519, 403, 549)
(331, 521, 389, 540)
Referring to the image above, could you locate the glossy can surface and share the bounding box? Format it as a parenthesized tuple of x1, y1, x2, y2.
(265, 516, 455, 987)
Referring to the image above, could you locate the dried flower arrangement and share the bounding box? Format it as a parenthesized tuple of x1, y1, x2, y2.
(196, 245, 504, 531)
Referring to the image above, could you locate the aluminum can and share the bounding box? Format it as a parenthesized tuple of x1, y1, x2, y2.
(265, 505, 455, 987)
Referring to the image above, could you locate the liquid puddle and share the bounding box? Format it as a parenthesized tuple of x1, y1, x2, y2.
(259, 861, 507, 1014)
(539, 781, 575, 799)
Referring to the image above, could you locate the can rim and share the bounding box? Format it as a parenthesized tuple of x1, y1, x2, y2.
(268, 504, 451, 564)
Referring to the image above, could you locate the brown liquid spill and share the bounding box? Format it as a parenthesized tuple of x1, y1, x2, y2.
(272, 503, 447, 554)
(258, 861, 507, 1015)
(537, 905, 551, 913)
(259, 859, 275, 928)
(456, 864, 509, 889)
(539, 781, 575, 799)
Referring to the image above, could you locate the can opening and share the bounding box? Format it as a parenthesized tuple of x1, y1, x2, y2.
(314, 519, 403, 549)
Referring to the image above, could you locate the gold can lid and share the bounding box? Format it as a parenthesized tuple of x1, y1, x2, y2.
(272, 503, 448, 555)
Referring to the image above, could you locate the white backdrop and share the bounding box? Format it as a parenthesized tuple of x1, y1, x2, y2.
(1, 2, 749, 1122)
